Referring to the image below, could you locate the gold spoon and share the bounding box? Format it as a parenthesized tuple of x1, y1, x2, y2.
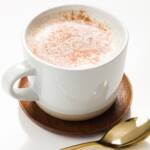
(61, 117, 150, 150)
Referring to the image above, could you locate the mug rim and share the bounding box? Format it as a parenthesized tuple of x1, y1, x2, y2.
(22, 4, 129, 71)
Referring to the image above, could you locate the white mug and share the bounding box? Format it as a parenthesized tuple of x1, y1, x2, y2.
(2, 5, 128, 121)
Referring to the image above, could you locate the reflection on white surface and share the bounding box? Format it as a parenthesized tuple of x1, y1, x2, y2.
(18, 108, 100, 150)
(18, 107, 150, 150)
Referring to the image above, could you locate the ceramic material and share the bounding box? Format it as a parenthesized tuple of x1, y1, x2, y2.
(2, 5, 128, 121)
(19, 74, 132, 135)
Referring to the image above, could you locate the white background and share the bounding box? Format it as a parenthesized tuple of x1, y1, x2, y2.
(0, 0, 150, 149)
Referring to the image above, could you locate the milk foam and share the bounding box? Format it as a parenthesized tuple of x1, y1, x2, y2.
(27, 20, 115, 68)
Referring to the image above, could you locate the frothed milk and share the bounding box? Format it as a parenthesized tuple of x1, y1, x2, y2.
(27, 10, 113, 69)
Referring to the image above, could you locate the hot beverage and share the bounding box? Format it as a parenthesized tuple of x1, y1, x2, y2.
(27, 10, 113, 69)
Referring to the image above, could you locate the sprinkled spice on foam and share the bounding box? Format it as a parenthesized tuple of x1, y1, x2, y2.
(28, 11, 112, 69)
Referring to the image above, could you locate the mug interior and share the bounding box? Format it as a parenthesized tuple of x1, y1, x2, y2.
(24, 5, 128, 70)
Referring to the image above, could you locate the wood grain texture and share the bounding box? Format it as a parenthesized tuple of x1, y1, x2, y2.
(19, 74, 132, 136)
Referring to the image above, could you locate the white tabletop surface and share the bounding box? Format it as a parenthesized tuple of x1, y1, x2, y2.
(0, 0, 150, 149)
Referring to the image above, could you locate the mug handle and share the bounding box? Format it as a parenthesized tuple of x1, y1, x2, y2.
(2, 61, 38, 101)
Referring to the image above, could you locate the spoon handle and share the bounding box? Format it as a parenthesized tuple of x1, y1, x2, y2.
(61, 141, 98, 150)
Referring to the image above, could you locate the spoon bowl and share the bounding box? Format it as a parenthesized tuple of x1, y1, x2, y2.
(100, 117, 150, 148)
(62, 117, 150, 149)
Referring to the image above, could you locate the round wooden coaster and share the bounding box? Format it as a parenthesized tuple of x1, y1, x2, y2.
(19, 74, 132, 136)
